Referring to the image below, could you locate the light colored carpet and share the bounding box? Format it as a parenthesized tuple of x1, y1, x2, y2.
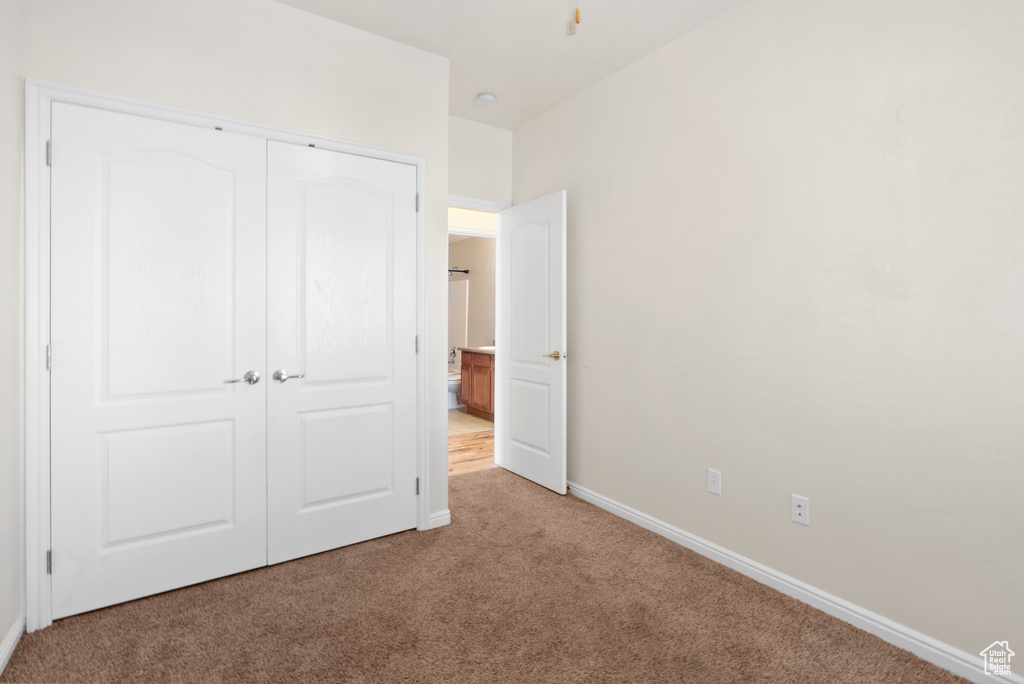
(448, 408, 493, 435)
(1, 469, 967, 683)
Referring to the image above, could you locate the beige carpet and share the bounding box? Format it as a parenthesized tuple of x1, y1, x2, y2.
(2, 469, 966, 683)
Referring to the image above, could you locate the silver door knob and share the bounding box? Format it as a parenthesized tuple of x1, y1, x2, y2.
(226, 370, 260, 385)
(273, 369, 305, 383)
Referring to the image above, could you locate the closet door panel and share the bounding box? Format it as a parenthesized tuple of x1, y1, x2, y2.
(50, 103, 268, 619)
(302, 179, 391, 382)
(267, 142, 418, 564)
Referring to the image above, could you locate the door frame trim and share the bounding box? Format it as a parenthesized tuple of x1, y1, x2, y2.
(448, 194, 510, 214)
(24, 79, 432, 631)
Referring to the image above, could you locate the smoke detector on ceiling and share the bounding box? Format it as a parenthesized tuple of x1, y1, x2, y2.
(475, 93, 497, 107)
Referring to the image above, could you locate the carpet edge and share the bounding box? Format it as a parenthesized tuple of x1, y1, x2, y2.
(567, 481, 1016, 684)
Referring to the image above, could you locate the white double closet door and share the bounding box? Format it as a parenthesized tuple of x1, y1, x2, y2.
(50, 103, 418, 619)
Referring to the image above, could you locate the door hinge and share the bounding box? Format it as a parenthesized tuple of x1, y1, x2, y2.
(46, 344, 52, 371)
(415, 335, 419, 353)
(46, 550, 52, 575)
(415, 193, 420, 212)
(46, 140, 52, 167)
(416, 477, 420, 495)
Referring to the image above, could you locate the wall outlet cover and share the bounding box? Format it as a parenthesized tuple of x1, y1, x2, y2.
(792, 494, 809, 525)
(707, 468, 722, 496)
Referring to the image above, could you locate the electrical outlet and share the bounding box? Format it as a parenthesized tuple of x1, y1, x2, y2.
(707, 468, 722, 496)
(791, 494, 809, 525)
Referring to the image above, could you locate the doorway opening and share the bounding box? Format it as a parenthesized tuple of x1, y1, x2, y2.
(447, 206, 498, 476)
(444, 190, 567, 493)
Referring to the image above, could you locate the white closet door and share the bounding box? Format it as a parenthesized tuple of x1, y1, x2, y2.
(50, 103, 268, 619)
(266, 142, 418, 564)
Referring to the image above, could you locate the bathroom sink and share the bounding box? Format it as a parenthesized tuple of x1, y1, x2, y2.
(478, 345, 495, 351)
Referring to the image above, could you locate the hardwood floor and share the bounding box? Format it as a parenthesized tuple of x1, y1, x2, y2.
(448, 409, 494, 435)
(448, 430, 496, 476)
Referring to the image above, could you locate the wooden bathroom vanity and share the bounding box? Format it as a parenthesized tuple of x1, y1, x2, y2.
(459, 348, 495, 421)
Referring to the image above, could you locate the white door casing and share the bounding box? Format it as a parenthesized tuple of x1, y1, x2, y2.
(266, 142, 419, 564)
(49, 103, 269, 618)
(495, 191, 567, 494)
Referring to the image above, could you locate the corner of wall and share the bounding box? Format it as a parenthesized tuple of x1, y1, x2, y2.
(0, 0, 27, 661)
(447, 115, 513, 205)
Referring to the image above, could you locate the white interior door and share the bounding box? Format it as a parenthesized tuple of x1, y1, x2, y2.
(496, 191, 567, 494)
(266, 142, 419, 564)
(50, 103, 268, 618)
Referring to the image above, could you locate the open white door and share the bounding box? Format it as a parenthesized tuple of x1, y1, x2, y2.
(496, 191, 567, 494)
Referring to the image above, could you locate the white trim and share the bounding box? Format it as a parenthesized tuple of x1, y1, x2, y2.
(24, 80, 51, 633)
(425, 509, 451, 530)
(448, 194, 510, 213)
(415, 165, 432, 534)
(492, 202, 505, 469)
(448, 227, 496, 239)
(447, 195, 500, 238)
(25, 78, 432, 629)
(0, 615, 24, 676)
(567, 481, 1016, 684)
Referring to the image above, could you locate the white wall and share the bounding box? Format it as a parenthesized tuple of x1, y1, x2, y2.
(448, 237, 496, 349)
(18, 0, 451, 518)
(448, 115, 512, 204)
(513, 0, 1024, 656)
(448, 278, 469, 351)
(0, 0, 26, 657)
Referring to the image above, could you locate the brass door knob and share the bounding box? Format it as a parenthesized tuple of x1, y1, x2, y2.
(543, 351, 561, 361)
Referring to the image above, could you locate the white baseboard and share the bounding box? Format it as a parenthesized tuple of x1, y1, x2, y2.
(425, 508, 451, 530)
(568, 481, 1021, 684)
(0, 614, 24, 677)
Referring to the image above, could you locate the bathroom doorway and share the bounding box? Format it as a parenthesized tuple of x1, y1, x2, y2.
(446, 191, 568, 492)
(447, 205, 498, 476)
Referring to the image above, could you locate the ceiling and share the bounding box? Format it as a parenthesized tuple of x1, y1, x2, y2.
(271, 0, 747, 130)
